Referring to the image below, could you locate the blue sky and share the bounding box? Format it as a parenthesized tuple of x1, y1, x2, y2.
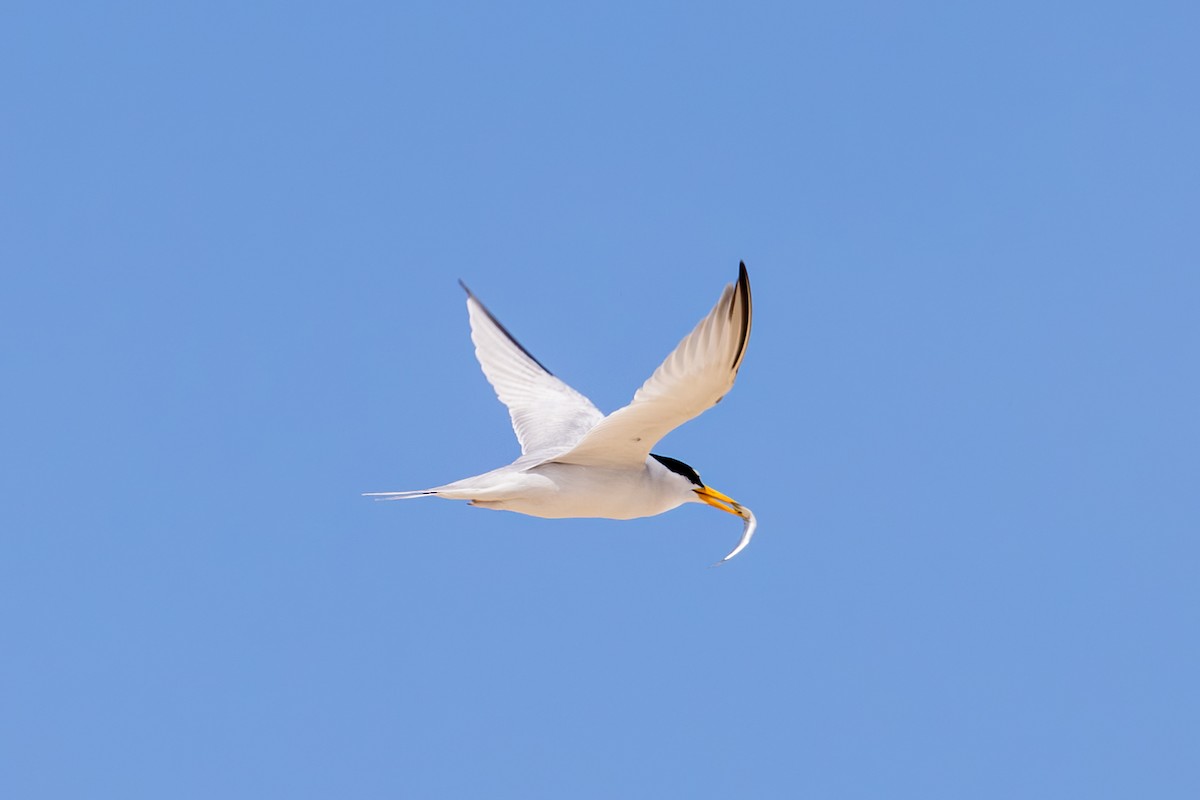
(3, 1, 1197, 797)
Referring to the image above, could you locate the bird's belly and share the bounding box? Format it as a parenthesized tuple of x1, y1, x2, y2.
(481, 464, 682, 521)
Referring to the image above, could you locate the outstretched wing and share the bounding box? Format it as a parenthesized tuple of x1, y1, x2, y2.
(553, 262, 752, 468)
(461, 281, 604, 457)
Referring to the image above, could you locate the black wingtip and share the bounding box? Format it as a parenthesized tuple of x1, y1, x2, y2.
(731, 260, 752, 370)
(458, 279, 473, 296)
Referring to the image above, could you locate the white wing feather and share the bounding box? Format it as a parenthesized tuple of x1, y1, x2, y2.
(462, 282, 604, 457)
(553, 263, 752, 468)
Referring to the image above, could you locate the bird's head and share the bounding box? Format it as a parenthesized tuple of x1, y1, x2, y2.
(651, 453, 749, 520)
(650, 453, 757, 563)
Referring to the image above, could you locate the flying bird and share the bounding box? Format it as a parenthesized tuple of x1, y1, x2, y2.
(367, 262, 757, 562)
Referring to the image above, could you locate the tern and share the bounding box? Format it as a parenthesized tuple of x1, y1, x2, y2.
(367, 262, 757, 562)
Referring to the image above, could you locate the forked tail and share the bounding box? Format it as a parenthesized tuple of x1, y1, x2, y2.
(362, 490, 438, 501)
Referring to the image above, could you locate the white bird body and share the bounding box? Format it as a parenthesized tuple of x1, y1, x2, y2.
(434, 459, 700, 520)
(367, 262, 759, 562)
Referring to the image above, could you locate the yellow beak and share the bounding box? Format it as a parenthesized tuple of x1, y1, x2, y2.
(694, 485, 748, 518)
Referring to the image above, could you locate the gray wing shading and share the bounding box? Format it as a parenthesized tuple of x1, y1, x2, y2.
(552, 263, 752, 468)
(461, 281, 605, 457)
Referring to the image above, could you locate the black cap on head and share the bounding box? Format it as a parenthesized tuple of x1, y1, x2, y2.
(651, 453, 703, 487)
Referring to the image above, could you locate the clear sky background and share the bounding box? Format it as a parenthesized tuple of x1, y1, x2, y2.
(3, 2, 1197, 797)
